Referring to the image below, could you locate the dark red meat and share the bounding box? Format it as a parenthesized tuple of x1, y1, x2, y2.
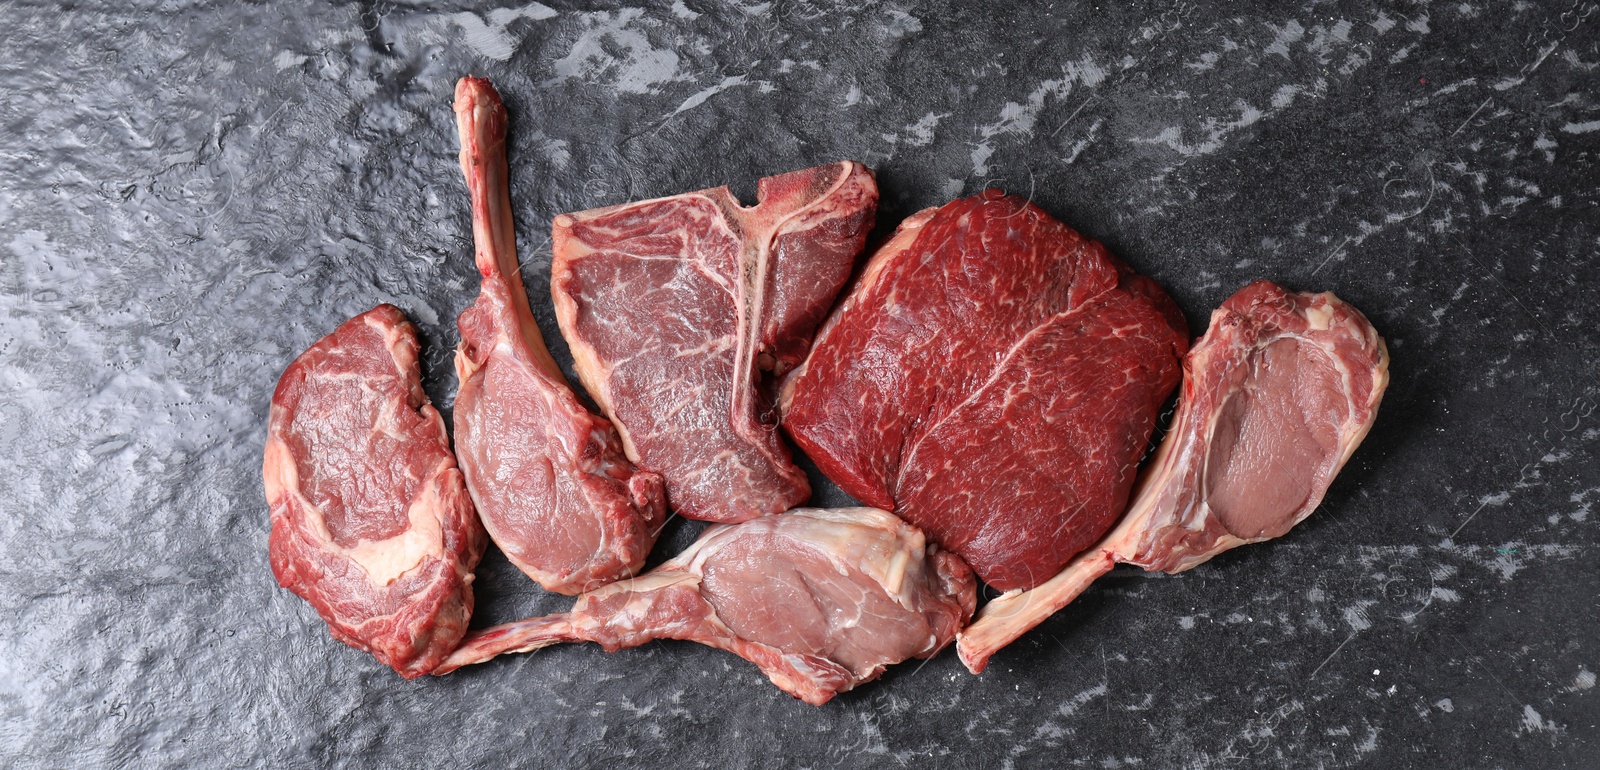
(781, 191, 1188, 591)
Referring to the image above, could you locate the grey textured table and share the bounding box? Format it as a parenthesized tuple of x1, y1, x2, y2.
(2, 2, 1597, 767)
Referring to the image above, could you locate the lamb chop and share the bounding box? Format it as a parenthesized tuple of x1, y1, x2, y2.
(264, 304, 486, 678)
(436, 507, 977, 706)
(957, 281, 1390, 673)
(451, 77, 666, 595)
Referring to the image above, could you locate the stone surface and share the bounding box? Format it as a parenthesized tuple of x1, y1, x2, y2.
(1, 1, 1596, 767)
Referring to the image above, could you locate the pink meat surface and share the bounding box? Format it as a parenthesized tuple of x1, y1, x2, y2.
(436, 508, 975, 706)
(781, 190, 1188, 591)
(551, 163, 877, 523)
(451, 77, 665, 595)
(264, 304, 486, 678)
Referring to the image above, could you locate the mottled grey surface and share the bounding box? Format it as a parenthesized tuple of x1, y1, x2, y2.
(1, 1, 1597, 767)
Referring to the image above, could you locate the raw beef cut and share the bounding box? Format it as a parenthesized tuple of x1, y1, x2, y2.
(780, 190, 1189, 592)
(436, 507, 975, 706)
(551, 162, 878, 523)
(451, 77, 666, 595)
(957, 281, 1390, 673)
(263, 304, 486, 678)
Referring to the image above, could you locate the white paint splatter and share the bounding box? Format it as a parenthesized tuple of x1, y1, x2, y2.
(1186, 51, 1220, 71)
(665, 75, 750, 119)
(529, 131, 570, 169)
(1561, 120, 1600, 134)
(273, 50, 308, 71)
(1304, 20, 1353, 63)
(1488, 550, 1524, 581)
(883, 9, 922, 37)
(546, 9, 685, 94)
(1520, 705, 1562, 734)
(1129, 99, 1267, 157)
(1343, 600, 1376, 631)
(902, 112, 947, 147)
(1572, 488, 1594, 521)
(1534, 133, 1557, 162)
(446, 3, 557, 61)
(1057, 683, 1109, 717)
(969, 56, 1106, 175)
(1571, 668, 1596, 691)
(1354, 725, 1380, 754)
(1061, 118, 1104, 165)
(971, 144, 995, 177)
(1264, 20, 1306, 59)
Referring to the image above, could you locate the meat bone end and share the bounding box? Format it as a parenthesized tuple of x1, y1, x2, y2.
(957, 281, 1390, 674)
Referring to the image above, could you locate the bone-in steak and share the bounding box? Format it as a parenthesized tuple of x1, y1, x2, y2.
(436, 507, 974, 706)
(957, 281, 1390, 672)
(551, 163, 877, 523)
(781, 190, 1189, 591)
(264, 304, 485, 678)
(452, 77, 666, 595)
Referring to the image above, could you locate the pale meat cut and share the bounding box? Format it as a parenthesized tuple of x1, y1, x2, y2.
(780, 190, 1189, 592)
(436, 508, 976, 706)
(451, 77, 666, 594)
(551, 163, 878, 523)
(264, 304, 486, 678)
(958, 281, 1390, 673)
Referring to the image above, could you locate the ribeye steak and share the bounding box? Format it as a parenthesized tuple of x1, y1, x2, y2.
(264, 304, 486, 678)
(958, 280, 1390, 672)
(452, 77, 666, 595)
(436, 507, 975, 706)
(551, 162, 878, 523)
(781, 190, 1189, 591)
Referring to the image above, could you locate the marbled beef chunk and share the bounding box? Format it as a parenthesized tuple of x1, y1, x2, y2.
(781, 191, 1189, 592)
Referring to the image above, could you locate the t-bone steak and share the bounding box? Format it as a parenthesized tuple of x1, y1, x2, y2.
(551, 162, 878, 523)
(451, 77, 666, 595)
(957, 281, 1390, 672)
(781, 190, 1189, 591)
(435, 507, 975, 706)
(264, 304, 486, 678)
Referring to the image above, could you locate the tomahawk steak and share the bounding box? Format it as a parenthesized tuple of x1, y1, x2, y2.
(551, 162, 878, 523)
(264, 304, 486, 678)
(781, 190, 1189, 591)
(452, 77, 666, 595)
(957, 280, 1390, 672)
(436, 507, 975, 706)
